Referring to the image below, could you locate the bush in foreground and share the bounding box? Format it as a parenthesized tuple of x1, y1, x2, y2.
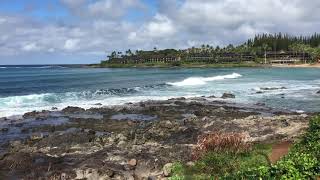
(170, 116, 320, 179)
(192, 132, 251, 160)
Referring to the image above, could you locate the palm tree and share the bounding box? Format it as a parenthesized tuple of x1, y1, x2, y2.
(111, 51, 117, 58)
(262, 43, 270, 64)
(201, 44, 206, 52)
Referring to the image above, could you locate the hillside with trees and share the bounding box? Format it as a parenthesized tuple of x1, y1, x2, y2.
(100, 33, 320, 67)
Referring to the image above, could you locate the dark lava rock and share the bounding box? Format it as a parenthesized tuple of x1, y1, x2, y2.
(23, 110, 50, 119)
(62, 106, 85, 113)
(208, 95, 216, 98)
(255, 103, 266, 106)
(169, 97, 186, 101)
(23, 111, 38, 119)
(221, 93, 235, 99)
(0, 128, 9, 133)
(51, 107, 58, 110)
(0, 117, 8, 121)
(260, 87, 287, 91)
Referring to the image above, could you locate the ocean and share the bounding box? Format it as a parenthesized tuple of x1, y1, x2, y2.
(0, 65, 319, 117)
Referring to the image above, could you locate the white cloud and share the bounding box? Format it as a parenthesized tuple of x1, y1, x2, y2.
(129, 14, 177, 42)
(48, 48, 55, 53)
(1, 0, 320, 64)
(88, 0, 113, 16)
(61, 0, 145, 19)
(22, 43, 39, 52)
(64, 39, 80, 51)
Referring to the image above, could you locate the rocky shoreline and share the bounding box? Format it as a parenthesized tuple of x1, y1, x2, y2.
(0, 96, 314, 179)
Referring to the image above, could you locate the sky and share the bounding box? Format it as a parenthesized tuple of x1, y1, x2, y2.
(0, 0, 320, 65)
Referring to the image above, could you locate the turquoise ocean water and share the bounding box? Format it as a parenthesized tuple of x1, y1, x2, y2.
(0, 65, 319, 117)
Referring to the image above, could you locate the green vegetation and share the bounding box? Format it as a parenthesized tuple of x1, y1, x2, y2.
(99, 33, 320, 67)
(248, 33, 320, 51)
(170, 116, 320, 179)
(100, 62, 262, 68)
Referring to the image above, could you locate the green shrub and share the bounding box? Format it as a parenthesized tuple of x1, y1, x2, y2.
(171, 116, 320, 179)
(233, 116, 320, 179)
(171, 61, 181, 66)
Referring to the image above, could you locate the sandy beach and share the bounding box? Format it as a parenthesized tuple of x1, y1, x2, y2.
(271, 63, 320, 68)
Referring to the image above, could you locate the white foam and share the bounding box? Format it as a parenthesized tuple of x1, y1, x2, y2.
(167, 73, 242, 86)
(0, 91, 198, 118)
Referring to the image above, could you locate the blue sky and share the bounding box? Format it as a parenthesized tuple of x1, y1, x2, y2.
(0, 0, 319, 64)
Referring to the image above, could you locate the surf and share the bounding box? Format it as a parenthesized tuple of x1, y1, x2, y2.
(167, 73, 242, 86)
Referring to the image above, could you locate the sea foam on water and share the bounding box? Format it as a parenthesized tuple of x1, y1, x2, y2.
(167, 73, 242, 86)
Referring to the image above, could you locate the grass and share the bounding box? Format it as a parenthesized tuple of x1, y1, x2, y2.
(170, 143, 272, 179)
(170, 116, 320, 179)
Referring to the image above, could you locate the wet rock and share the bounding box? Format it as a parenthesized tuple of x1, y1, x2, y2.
(23, 110, 50, 119)
(51, 107, 58, 110)
(0, 98, 313, 179)
(194, 109, 210, 116)
(174, 101, 186, 106)
(261, 87, 286, 91)
(14, 123, 24, 127)
(0, 117, 8, 121)
(317, 90, 320, 94)
(221, 93, 235, 99)
(208, 95, 216, 98)
(148, 176, 157, 180)
(62, 106, 85, 113)
(256, 91, 264, 94)
(22, 111, 38, 118)
(163, 163, 173, 177)
(0, 128, 9, 133)
(83, 129, 96, 135)
(128, 159, 137, 166)
(255, 103, 266, 106)
(169, 97, 186, 101)
(94, 103, 102, 106)
(21, 128, 29, 133)
(30, 133, 45, 141)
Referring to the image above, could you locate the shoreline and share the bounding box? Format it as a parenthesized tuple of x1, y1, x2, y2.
(0, 96, 316, 179)
(271, 63, 320, 68)
(94, 62, 320, 68)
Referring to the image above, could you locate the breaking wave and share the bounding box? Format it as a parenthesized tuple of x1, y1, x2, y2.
(0, 84, 170, 117)
(167, 73, 242, 86)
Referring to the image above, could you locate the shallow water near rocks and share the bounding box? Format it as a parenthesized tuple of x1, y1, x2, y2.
(111, 113, 158, 121)
(0, 116, 69, 145)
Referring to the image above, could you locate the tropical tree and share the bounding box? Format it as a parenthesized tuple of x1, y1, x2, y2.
(262, 43, 271, 64)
